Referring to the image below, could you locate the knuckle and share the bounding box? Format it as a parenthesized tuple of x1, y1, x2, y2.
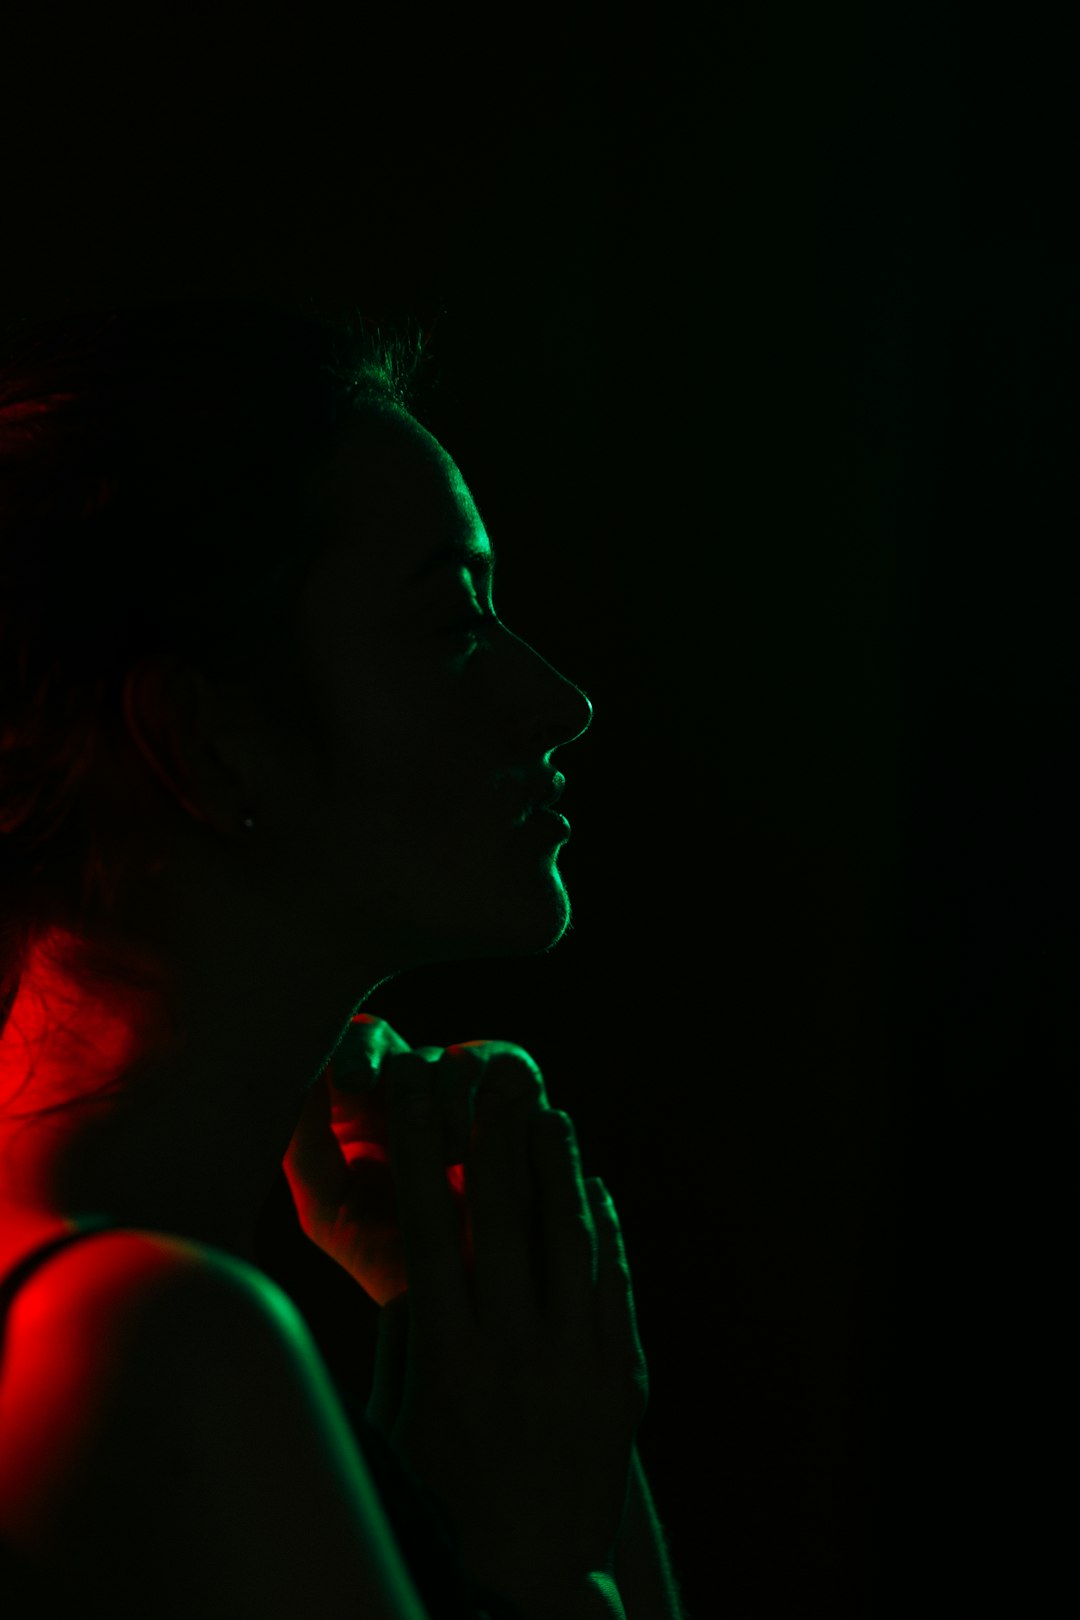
(559, 1202, 595, 1241)
(387, 1052, 437, 1099)
(622, 1381, 649, 1428)
(570, 1220, 599, 1269)
(469, 1039, 540, 1072)
(544, 1211, 597, 1284)
(342, 1016, 413, 1070)
(456, 1041, 547, 1110)
(486, 1047, 545, 1101)
(603, 1358, 650, 1421)
(389, 1047, 438, 1072)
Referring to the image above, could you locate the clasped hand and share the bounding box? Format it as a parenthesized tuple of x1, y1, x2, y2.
(283, 1012, 545, 1308)
(282, 1012, 650, 1599)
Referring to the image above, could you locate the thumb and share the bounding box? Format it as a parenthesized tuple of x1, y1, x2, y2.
(366, 1291, 411, 1439)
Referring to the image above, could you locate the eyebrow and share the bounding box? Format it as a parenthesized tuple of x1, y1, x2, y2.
(410, 540, 496, 588)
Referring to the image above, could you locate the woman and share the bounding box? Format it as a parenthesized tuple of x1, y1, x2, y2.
(0, 297, 670, 1619)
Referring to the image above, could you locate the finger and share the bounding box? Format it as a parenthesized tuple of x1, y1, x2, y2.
(432, 1045, 484, 1165)
(338, 1010, 414, 1075)
(331, 1014, 413, 1092)
(453, 1040, 549, 1110)
(423, 1043, 546, 1170)
(326, 1028, 434, 1153)
(283, 1071, 348, 1221)
(367, 1293, 410, 1438)
(586, 1178, 650, 1418)
(530, 1108, 598, 1326)
(465, 1082, 542, 1333)
(332, 1044, 465, 1167)
(385, 1053, 472, 1341)
(351, 1013, 412, 1050)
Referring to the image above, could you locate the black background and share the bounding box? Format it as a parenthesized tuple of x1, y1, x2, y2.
(4, 4, 1075, 1615)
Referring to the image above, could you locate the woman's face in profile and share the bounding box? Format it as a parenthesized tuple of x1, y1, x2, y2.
(286, 408, 593, 974)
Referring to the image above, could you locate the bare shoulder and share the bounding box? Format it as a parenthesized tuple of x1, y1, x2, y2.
(0, 1230, 428, 1619)
(0, 1225, 293, 1428)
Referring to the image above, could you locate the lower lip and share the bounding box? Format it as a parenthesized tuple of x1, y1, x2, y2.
(522, 808, 571, 841)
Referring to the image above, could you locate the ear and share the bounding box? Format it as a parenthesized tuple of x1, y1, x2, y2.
(121, 655, 215, 824)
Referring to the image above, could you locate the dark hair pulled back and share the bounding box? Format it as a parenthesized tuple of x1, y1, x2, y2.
(0, 292, 432, 1041)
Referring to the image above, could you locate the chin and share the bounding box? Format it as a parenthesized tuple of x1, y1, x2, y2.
(412, 869, 575, 967)
(491, 859, 575, 955)
(494, 889, 575, 958)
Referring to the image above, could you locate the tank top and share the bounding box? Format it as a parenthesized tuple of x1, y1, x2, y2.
(0, 1218, 521, 1620)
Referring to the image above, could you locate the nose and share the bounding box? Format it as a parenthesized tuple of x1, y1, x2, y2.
(564, 683, 593, 746)
(515, 634, 593, 753)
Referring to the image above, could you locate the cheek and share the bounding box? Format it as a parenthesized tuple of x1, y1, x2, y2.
(317, 662, 493, 817)
(366, 682, 488, 779)
(334, 739, 480, 851)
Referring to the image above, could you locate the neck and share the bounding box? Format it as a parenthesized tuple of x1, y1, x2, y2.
(0, 923, 389, 1262)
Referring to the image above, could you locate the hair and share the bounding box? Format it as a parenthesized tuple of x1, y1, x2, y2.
(0, 293, 435, 1110)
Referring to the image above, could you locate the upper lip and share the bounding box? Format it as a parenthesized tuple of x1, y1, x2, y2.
(522, 771, 566, 818)
(540, 771, 565, 810)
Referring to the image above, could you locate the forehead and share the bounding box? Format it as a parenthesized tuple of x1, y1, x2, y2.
(312, 408, 486, 589)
